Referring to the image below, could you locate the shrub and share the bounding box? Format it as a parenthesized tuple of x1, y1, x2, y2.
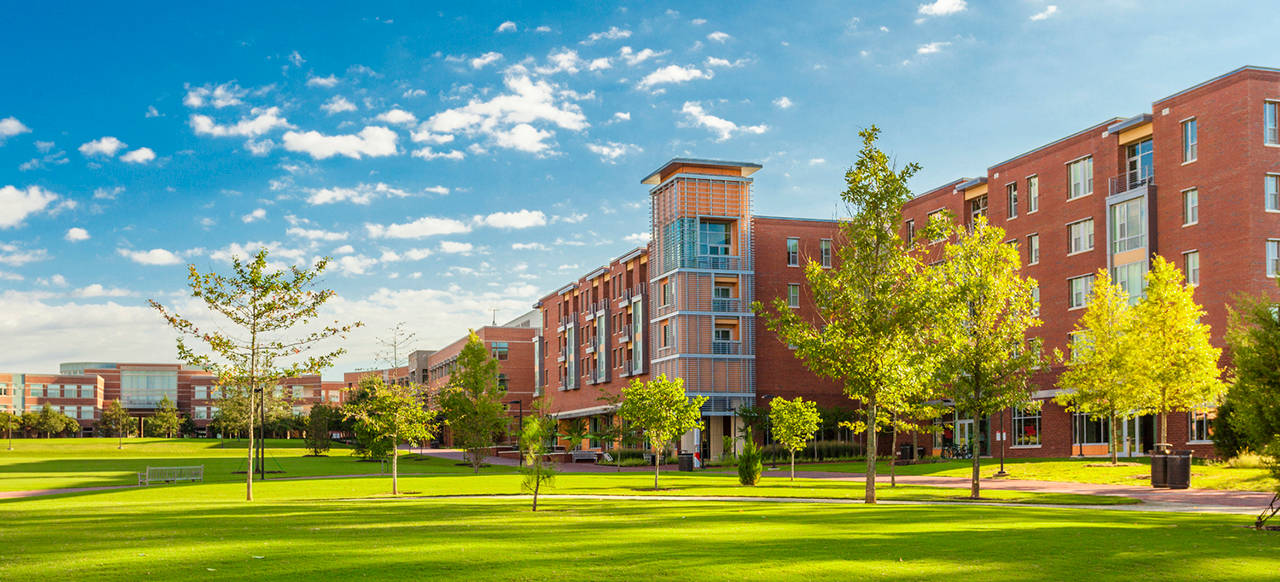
(738, 428, 763, 486)
(1227, 449, 1270, 469)
(761, 440, 864, 464)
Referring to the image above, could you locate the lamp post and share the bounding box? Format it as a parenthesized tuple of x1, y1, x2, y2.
(509, 399, 523, 467)
(994, 408, 1008, 477)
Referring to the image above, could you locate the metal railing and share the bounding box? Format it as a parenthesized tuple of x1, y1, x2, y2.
(1108, 170, 1154, 196)
(711, 340, 741, 355)
(711, 297, 742, 312)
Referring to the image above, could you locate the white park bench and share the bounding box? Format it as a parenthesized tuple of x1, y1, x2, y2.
(570, 451, 599, 463)
(137, 465, 204, 486)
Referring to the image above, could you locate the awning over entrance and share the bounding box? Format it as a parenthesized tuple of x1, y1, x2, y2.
(551, 404, 617, 420)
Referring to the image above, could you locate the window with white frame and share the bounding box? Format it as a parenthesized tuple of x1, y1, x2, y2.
(1030, 284, 1040, 316)
(1027, 233, 1040, 265)
(1268, 240, 1280, 277)
(1184, 251, 1200, 286)
(1183, 188, 1198, 225)
(1268, 175, 1280, 212)
(661, 281, 674, 306)
(786, 237, 800, 266)
(1113, 261, 1147, 304)
(1267, 101, 1279, 145)
(1067, 157, 1093, 199)
(1182, 118, 1197, 162)
(1027, 175, 1039, 213)
(969, 194, 988, 225)
(787, 284, 801, 308)
(1068, 274, 1094, 309)
(1006, 183, 1018, 218)
(1189, 410, 1214, 442)
(1110, 198, 1145, 254)
(1072, 412, 1111, 445)
(1068, 219, 1094, 254)
(1012, 407, 1041, 446)
(820, 239, 832, 268)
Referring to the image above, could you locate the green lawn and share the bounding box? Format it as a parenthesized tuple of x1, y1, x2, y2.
(0, 478, 1274, 580)
(794, 457, 1277, 492)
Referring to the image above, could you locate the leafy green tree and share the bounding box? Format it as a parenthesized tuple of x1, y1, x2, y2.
(342, 376, 438, 495)
(149, 248, 360, 502)
(150, 395, 182, 438)
(768, 397, 821, 480)
(1130, 256, 1226, 445)
(737, 427, 763, 486)
(519, 406, 558, 512)
(1223, 280, 1280, 453)
(305, 404, 334, 456)
(1056, 270, 1144, 465)
(558, 417, 589, 451)
(755, 127, 935, 504)
(0, 411, 18, 450)
(19, 412, 37, 438)
(617, 374, 706, 490)
(438, 331, 508, 474)
(35, 404, 62, 438)
(100, 399, 132, 449)
(930, 216, 1043, 499)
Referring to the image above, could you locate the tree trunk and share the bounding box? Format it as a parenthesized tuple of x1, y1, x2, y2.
(790, 449, 795, 481)
(890, 415, 898, 488)
(654, 446, 660, 490)
(532, 476, 540, 512)
(865, 396, 877, 504)
(1109, 410, 1118, 465)
(246, 385, 255, 502)
(1159, 387, 1168, 444)
(392, 428, 399, 495)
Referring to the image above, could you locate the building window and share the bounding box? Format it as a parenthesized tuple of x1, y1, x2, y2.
(1110, 198, 1145, 254)
(1006, 183, 1018, 219)
(1268, 240, 1280, 278)
(1268, 175, 1280, 212)
(661, 281, 674, 306)
(787, 284, 800, 308)
(1182, 118, 1197, 162)
(698, 221, 732, 256)
(1267, 101, 1279, 145)
(1027, 175, 1039, 213)
(1012, 407, 1041, 446)
(1183, 188, 1198, 225)
(1189, 411, 1214, 443)
(905, 219, 915, 245)
(1067, 219, 1094, 255)
(661, 322, 673, 348)
(786, 237, 800, 266)
(927, 210, 945, 243)
(713, 327, 732, 342)
(1030, 284, 1040, 316)
(820, 239, 832, 268)
(969, 194, 988, 225)
(1027, 234, 1040, 265)
(1184, 251, 1200, 286)
(497, 374, 509, 390)
(1068, 274, 1094, 309)
(1113, 261, 1148, 304)
(1072, 413, 1111, 445)
(491, 342, 510, 360)
(1067, 157, 1093, 199)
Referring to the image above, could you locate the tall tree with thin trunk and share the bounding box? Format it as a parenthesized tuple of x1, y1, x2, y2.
(438, 331, 508, 473)
(768, 396, 821, 480)
(100, 399, 132, 449)
(342, 375, 437, 495)
(151, 395, 182, 438)
(754, 126, 935, 504)
(375, 321, 418, 374)
(519, 400, 557, 512)
(931, 216, 1043, 500)
(0, 411, 16, 450)
(1130, 255, 1225, 445)
(150, 249, 360, 501)
(1056, 270, 1143, 465)
(617, 374, 706, 490)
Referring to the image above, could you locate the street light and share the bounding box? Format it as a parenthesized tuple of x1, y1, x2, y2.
(994, 408, 1009, 477)
(508, 399, 523, 467)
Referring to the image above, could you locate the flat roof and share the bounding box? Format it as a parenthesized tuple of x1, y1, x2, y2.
(1154, 65, 1280, 105)
(986, 117, 1122, 171)
(641, 158, 762, 185)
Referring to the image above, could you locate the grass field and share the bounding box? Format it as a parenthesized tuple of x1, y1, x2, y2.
(793, 457, 1278, 492)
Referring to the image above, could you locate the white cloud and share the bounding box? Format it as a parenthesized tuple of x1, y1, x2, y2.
(880, 26, 890, 32)
(773, 96, 794, 109)
(474, 209, 547, 229)
(321, 95, 358, 114)
(623, 232, 652, 245)
(492, 123, 554, 153)
(511, 242, 548, 251)
(120, 147, 156, 164)
(707, 31, 731, 43)
(282, 126, 399, 160)
(534, 48, 587, 75)
(287, 226, 348, 241)
(241, 208, 267, 223)
(588, 58, 612, 71)
(438, 241, 474, 254)
(365, 216, 472, 239)
(554, 213, 587, 224)
(423, 185, 450, 195)
(93, 186, 124, 200)
(245, 139, 274, 156)
(620, 46, 667, 66)
(306, 75, 339, 88)
(0, 185, 59, 228)
(73, 284, 133, 298)
(415, 73, 588, 154)
(583, 26, 631, 44)
(78, 136, 126, 157)
(376, 109, 418, 125)
(117, 248, 183, 266)
(0, 243, 48, 266)
(918, 0, 966, 16)
(705, 57, 748, 68)
(64, 227, 90, 242)
(534, 25, 551, 33)
(335, 254, 378, 276)
(496, 21, 517, 33)
(289, 51, 305, 67)
(808, 158, 826, 166)
(470, 52, 503, 69)
(612, 111, 631, 122)
(207, 241, 309, 268)
(1031, 5, 1058, 20)
(637, 65, 712, 91)
(0, 117, 30, 140)
(190, 107, 292, 137)
(586, 141, 642, 161)
(333, 244, 355, 255)
(917, 41, 951, 55)
(306, 182, 412, 205)
(183, 82, 248, 108)
(679, 101, 767, 141)
(39, 273, 67, 286)
(412, 147, 465, 161)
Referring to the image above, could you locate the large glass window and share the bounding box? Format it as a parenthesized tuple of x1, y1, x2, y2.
(1268, 175, 1280, 212)
(1126, 139, 1154, 189)
(787, 284, 800, 308)
(927, 211, 945, 243)
(119, 370, 178, 409)
(1267, 101, 1279, 145)
(1112, 261, 1148, 304)
(1030, 285, 1040, 316)
(1072, 413, 1111, 445)
(1183, 188, 1198, 225)
(1184, 251, 1200, 287)
(1068, 219, 1094, 254)
(905, 219, 915, 245)
(1268, 240, 1280, 277)
(1027, 175, 1039, 213)
(1068, 157, 1093, 199)
(786, 238, 799, 266)
(1189, 411, 1215, 442)
(1110, 198, 1146, 254)
(698, 221, 731, 256)
(1006, 183, 1018, 218)
(1027, 234, 1040, 265)
(1182, 119, 1197, 162)
(1068, 274, 1094, 309)
(491, 342, 510, 360)
(820, 239, 832, 268)
(1012, 407, 1041, 446)
(969, 194, 988, 225)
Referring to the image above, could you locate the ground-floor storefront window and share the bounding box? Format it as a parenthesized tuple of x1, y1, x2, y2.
(1011, 407, 1041, 447)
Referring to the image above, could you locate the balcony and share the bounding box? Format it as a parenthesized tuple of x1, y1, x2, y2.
(681, 255, 746, 271)
(711, 340, 741, 355)
(618, 331, 631, 344)
(1108, 170, 1154, 196)
(584, 343, 596, 355)
(711, 297, 742, 312)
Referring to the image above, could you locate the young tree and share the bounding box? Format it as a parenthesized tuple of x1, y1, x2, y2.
(149, 248, 361, 501)
(617, 374, 707, 490)
(754, 126, 934, 504)
(35, 404, 62, 438)
(0, 411, 17, 450)
(1056, 270, 1144, 465)
(438, 331, 508, 473)
(341, 376, 438, 495)
(1130, 256, 1226, 445)
(558, 417, 589, 451)
(737, 427, 763, 486)
(519, 407, 558, 512)
(305, 404, 334, 456)
(768, 397, 822, 480)
(151, 395, 182, 438)
(1221, 280, 1280, 454)
(931, 216, 1043, 499)
(100, 399, 132, 449)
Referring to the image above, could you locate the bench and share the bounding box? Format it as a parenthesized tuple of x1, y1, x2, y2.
(570, 451, 599, 463)
(137, 465, 204, 486)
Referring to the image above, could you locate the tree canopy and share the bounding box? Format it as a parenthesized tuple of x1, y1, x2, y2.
(342, 375, 437, 495)
(438, 331, 508, 473)
(617, 374, 706, 490)
(768, 397, 821, 480)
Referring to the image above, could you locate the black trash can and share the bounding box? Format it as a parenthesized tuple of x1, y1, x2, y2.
(678, 452, 695, 472)
(1166, 450, 1193, 489)
(899, 444, 913, 460)
(1150, 443, 1173, 488)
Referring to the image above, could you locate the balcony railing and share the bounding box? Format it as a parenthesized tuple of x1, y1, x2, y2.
(1108, 170, 1154, 196)
(711, 340, 741, 355)
(1112, 234, 1146, 255)
(711, 297, 742, 312)
(680, 255, 746, 271)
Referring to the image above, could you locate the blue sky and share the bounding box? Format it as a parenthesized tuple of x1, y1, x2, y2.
(2, 0, 1277, 376)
